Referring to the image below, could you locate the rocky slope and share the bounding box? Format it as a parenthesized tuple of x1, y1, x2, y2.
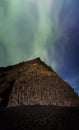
(0, 58, 79, 107)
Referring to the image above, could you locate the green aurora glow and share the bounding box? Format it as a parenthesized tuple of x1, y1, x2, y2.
(0, 0, 63, 69)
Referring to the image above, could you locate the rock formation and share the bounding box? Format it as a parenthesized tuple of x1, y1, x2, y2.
(0, 58, 79, 107)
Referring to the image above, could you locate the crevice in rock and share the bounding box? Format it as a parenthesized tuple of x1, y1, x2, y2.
(1, 80, 15, 106)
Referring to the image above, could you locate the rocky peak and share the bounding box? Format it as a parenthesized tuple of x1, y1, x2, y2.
(0, 58, 79, 107)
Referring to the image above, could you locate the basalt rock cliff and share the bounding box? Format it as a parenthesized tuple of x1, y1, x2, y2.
(0, 58, 79, 107)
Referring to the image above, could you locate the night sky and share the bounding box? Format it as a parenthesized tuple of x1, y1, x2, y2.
(0, 0, 79, 95)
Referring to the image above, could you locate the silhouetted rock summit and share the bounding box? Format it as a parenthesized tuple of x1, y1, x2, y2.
(0, 57, 79, 107)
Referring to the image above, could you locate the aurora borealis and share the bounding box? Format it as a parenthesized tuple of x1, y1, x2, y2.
(0, 0, 79, 94)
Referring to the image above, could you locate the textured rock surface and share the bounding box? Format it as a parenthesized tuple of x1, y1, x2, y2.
(0, 58, 79, 107)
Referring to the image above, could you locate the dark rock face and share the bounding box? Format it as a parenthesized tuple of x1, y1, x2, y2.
(0, 106, 79, 130)
(0, 58, 79, 107)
